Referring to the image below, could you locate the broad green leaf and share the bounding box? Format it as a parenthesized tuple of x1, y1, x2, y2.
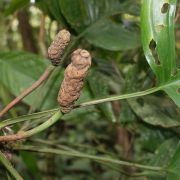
(87, 70, 116, 122)
(0, 51, 49, 106)
(85, 19, 140, 51)
(167, 141, 180, 180)
(128, 96, 180, 128)
(59, 0, 122, 32)
(59, 0, 140, 50)
(141, 0, 180, 107)
(59, 0, 140, 31)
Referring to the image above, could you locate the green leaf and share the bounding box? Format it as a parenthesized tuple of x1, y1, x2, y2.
(167, 141, 180, 179)
(0, 52, 65, 111)
(128, 96, 180, 128)
(141, 0, 180, 107)
(85, 19, 140, 51)
(59, 0, 140, 50)
(59, 0, 120, 31)
(0, 51, 49, 106)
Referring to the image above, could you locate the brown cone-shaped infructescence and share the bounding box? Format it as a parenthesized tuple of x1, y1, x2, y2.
(48, 29, 71, 66)
(58, 49, 91, 113)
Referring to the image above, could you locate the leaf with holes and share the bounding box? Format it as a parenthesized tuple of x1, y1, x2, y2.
(141, 0, 180, 107)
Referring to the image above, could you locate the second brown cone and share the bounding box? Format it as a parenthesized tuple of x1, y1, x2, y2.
(57, 49, 91, 113)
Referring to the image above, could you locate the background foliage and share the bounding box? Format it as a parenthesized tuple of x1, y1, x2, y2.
(0, 0, 179, 179)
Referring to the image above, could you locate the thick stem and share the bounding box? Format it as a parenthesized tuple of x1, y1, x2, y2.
(0, 86, 163, 142)
(0, 111, 62, 142)
(0, 65, 55, 118)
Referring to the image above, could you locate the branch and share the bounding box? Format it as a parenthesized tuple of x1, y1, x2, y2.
(0, 111, 62, 142)
(0, 65, 55, 118)
(76, 86, 161, 108)
(0, 86, 163, 142)
(14, 145, 164, 172)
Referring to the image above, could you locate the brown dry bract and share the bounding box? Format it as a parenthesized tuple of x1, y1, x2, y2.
(58, 49, 91, 113)
(48, 29, 71, 66)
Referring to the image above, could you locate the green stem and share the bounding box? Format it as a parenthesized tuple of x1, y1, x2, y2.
(77, 86, 161, 108)
(0, 111, 62, 142)
(14, 145, 163, 172)
(0, 108, 58, 129)
(0, 151, 23, 180)
(0, 86, 162, 130)
(22, 111, 62, 138)
(28, 140, 165, 177)
(31, 138, 78, 153)
(0, 85, 166, 142)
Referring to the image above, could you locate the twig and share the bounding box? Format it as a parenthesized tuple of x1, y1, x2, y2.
(14, 145, 164, 172)
(0, 111, 62, 142)
(75, 87, 161, 108)
(0, 65, 55, 118)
